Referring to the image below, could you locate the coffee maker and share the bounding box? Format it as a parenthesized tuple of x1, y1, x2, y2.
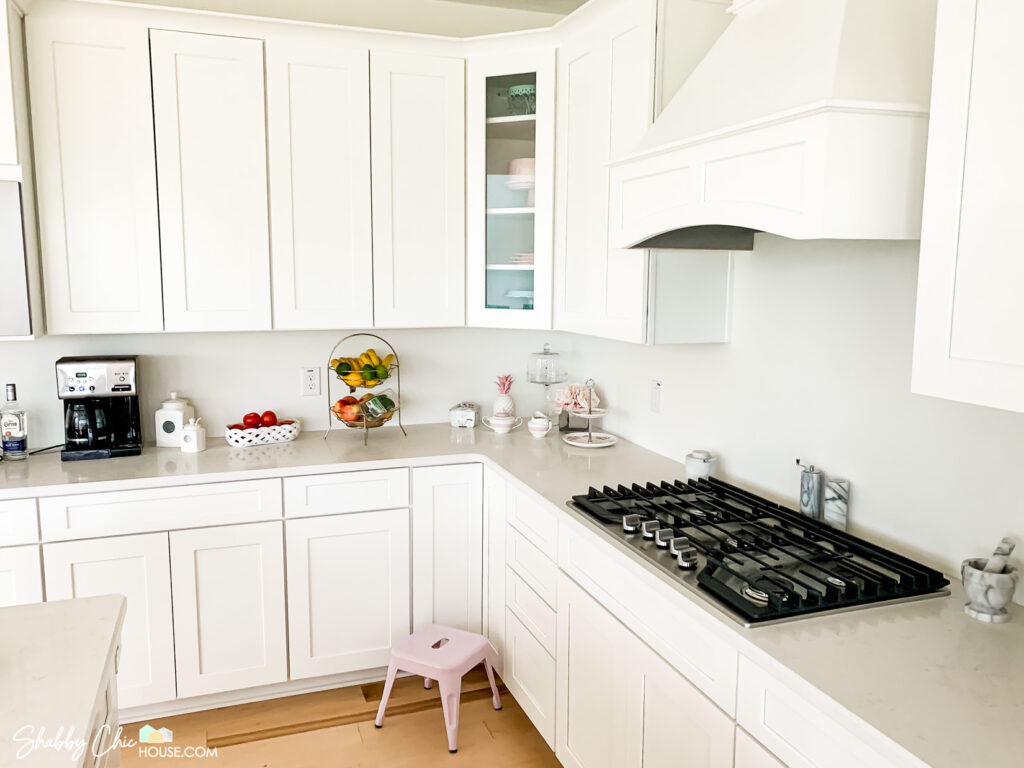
(56, 356, 142, 461)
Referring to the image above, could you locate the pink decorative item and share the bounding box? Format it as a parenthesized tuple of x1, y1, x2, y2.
(553, 383, 601, 413)
(375, 623, 502, 753)
(493, 374, 515, 417)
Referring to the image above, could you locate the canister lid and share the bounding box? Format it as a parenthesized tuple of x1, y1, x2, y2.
(160, 392, 191, 410)
(686, 450, 715, 463)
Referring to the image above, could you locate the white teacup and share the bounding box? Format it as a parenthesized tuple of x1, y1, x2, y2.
(483, 414, 523, 434)
(528, 416, 552, 438)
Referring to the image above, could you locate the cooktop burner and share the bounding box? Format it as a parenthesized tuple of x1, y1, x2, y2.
(568, 477, 950, 625)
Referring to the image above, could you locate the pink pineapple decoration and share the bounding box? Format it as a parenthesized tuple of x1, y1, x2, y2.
(493, 374, 516, 417)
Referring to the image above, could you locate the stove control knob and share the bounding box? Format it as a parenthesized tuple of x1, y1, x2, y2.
(640, 519, 660, 539)
(622, 514, 642, 534)
(669, 536, 690, 556)
(676, 547, 699, 570)
(654, 529, 674, 548)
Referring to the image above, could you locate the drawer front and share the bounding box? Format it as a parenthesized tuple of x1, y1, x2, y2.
(735, 727, 786, 768)
(506, 566, 556, 655)
(284, 469, 409, 517)
(737, 656, 899, 768)
(39, 479, 283, 541)
(0, 499, 38, 546)
(559, 518, 738, 716)
(504, 607, 556, 748)
(506, 486, 558, 560)
(506, 525, 557, 608)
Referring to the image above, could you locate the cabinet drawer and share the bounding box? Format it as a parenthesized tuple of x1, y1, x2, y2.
(559, 518, 738, 716)
(284, 469, 409, 517)
(504, 607, 556, 748)
(506, 566, 556, 655)
(506, 525, 557, 608)
(0, 499, 37, 546)
(507, 486, 558, 559)
(39, 479, 282, 541)
(737, 656, 899, 768)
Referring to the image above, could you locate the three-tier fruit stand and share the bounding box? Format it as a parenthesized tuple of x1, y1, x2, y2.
(324, 332, 407, 446)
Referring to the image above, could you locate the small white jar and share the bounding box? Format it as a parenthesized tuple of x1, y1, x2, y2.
(685, 450, 717, 479)
(180, 417, 206, 454)
(155, 392, 195, 448)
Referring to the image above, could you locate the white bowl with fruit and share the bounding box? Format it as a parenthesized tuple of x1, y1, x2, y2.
(225, 410, 301, 448)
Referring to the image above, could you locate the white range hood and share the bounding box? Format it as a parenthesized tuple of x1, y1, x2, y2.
(609, 0, 937, 249)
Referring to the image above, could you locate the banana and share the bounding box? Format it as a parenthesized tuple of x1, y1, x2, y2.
(367, 349, 381, 367)
(330, 358, 340, 368)
(364, 379, 380, 387)
(382, 353, 395, 368)
(359, 352, 372, 367)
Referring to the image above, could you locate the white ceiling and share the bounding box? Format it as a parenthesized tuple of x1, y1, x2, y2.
(117, 0, 584, 37)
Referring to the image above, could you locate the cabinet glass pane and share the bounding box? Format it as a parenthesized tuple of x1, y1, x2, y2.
(485, 72, 536, 311)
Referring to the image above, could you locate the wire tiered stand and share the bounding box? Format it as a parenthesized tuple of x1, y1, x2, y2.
(324, 332, 407, 446)
(560, 378, 617, 448)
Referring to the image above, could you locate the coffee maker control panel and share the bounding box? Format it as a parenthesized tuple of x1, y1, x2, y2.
(56, 358, 137, 399)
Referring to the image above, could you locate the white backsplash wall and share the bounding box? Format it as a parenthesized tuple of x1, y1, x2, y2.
(0, 328, 558, 449)
(566, 235, 1024, 585)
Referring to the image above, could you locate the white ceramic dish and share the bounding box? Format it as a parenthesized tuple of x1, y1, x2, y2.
(568, 407, 607, 419)
(562, 431, 617, 448)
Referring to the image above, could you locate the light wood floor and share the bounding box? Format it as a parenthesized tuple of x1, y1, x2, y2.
(122, 668, 560, 767)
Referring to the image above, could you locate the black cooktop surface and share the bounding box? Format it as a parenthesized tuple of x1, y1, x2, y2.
(569, 477, 950, 624)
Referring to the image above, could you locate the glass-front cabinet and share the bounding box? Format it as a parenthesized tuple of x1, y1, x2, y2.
(467, 50, 554, 328)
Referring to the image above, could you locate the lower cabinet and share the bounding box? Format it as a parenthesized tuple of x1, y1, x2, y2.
(483, 467, 508, 673)
(0, 545, 42, 607)
(42, 533, 176, 708)
(170, 522, 288, 698)
(285, 510, 410, 679)
(735, 728, 786, 768)
(504, 607, 557, 748)
(557, 573, 735, 768)
(411, 464, 483, 632)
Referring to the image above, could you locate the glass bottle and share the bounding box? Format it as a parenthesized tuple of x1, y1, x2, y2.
(1, 383, 28, 460)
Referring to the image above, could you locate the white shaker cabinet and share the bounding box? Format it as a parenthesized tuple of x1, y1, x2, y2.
(370, 51, 465, 328)
(285, 510, 410, 679)
(42, 533, 177, 708)
(484, 467, 508, 672)
(26, 11, 163, 334)
(411, 464, 483, 632)
(913, 0, 1024, 413)
(735, 729, 786, 768)
(553, 0, 656, 343)
(169, 522, 287, 698)
(0, 544, 42, 607)
(0, 0, 17, 167)
(151, 30, 272, 332)
(267, 36, 373, 330)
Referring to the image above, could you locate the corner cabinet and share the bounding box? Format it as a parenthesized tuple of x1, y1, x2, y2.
(913, 0, 1024, 413)
(150, 30, 273, 332)
(466, 49, 555, 329)
(371, 51, 465, 328)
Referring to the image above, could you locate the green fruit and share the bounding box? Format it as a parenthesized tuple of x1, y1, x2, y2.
(362, 363, 375, 378)
(375, 364, 388, 380)
(378, 396, 396, 411)
(335, 361, 351, 375)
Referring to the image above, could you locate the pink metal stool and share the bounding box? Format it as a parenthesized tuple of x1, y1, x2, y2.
(374, 623, 502, 753)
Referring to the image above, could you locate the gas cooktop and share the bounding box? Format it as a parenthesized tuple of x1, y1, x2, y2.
(568, 477, 950, 626)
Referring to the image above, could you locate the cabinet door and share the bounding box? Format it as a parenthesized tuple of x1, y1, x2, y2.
(0, 544, 41, 607)
(556, 574, 630, 768)
(26, 12, 163, 334)
(913, 0, 1024, 413)
(150, 30, 272, 332)
(411, 464, 483, 632)
(267, 36, 373, 330)
(170, 522, 287, 697)
(370, 51, 465, 328)
(466, 49, 555, 330)
(286, 510, 410, 679)
(0, 0, 16, 166)
(43, 533, 176, 708)
(735, 729, 786, 768)
(553, 0, 655, 343)
(625, 634, 735, 768)
(505, 607, 556, 748)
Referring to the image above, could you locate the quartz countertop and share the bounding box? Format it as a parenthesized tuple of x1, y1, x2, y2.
(0, 595, 126, 768)
(0, 424, 1020, 767)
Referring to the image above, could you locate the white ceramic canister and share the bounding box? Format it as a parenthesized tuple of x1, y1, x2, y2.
(528, 412, 552, 438)
(155, 392, 195, 447)
(180, 417, 206, 454)
(685, 450, 717, 479)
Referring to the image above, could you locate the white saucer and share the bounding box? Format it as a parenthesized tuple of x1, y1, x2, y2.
(562, 431, 617, 448)
(568, 407, 607, 419)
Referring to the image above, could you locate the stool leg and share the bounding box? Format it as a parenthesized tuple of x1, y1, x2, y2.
(438, 675, 463, 753)
(374, 662, 399, 728)
(424, 677, 432, 690)
(484, 657, 502, 711)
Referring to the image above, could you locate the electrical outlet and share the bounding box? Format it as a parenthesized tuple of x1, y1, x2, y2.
(301, 367, 321, 397)
(650, 379, 662, 413)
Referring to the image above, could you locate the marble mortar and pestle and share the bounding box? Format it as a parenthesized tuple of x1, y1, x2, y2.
(962, 537, 1019, 623)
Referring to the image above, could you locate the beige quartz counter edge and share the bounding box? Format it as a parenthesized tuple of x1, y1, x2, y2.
(0, 424, 1019, 768)
(0, 595, 126, 768)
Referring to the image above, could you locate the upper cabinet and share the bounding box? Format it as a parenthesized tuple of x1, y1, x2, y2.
(151, 30, 272, 332)
(27, 10, 164, 334)
(0, 0, 17, 167)
(466, 49, 555, 329)
(371, 51, 465, 328)
(267, 35, 373, 331)
(913, 0, 1024, 413)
